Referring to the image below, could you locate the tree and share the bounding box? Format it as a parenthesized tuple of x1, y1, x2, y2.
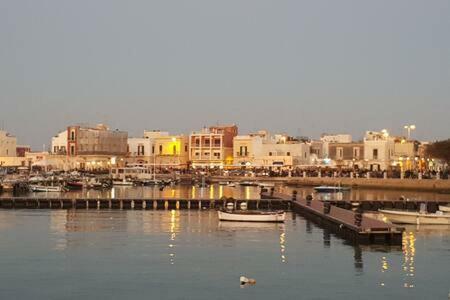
(426, 139, 450, 165)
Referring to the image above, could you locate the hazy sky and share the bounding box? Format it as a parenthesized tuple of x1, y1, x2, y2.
(1, 0, 449, 149)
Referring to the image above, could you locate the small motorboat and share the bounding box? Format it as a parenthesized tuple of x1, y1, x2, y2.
(112, 179, 134, 186)
(314, 186, 351, 193)
(218, 210, 285, 222)
(30, 185, 64, 192)
(438, 205, 450, 213)
(379, 209, 450, 225)
(65, 181, 83, 190)
(239, 181, 259, 187)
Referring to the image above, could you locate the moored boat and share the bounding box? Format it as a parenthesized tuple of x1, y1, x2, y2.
(314, 185, 351, 193)
(65, 181, 83, 190)
(30, 185, 64, 192)
(379, 209, 450, 225)
(218, 210, 285, 222)
(438, 205, 450, 213)
(112, 179, 134, 186)
(239, 181, 259, 187)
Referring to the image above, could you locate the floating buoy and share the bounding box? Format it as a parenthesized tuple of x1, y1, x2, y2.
(240, 276, 256, 286)
(240, 202, 248, 210)
(226, 203, 234, 210)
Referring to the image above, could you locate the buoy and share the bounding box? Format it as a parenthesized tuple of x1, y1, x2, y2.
(240, 202, 248, 210)
(226, 203, 234, 210)
(240, 276, 256, 286)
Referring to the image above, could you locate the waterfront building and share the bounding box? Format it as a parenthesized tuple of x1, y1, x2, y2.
(363, 130, 395, 171)
(326, 142, 364, 168)
(233, 131, 311, 169)
(0, 130, 17, 157)
(320, 134, 352, 143)
(50, 124, 128, 170)
(51, 130, 68, 155)
(127, 131, 189, 169)
(391, 139, 420, 171)
(189, 125, 238, 168)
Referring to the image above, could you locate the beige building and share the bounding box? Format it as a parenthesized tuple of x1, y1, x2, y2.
(363, 130, 395, 171)
(189, 125, 238, 168)
(127, 131, 189, 169)
(233, 132, 311, 169)
(0, 130, 17, 157)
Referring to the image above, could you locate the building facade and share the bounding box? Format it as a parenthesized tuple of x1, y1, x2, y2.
(326, 142, 364, 168)
(0, 130, 17, 157)
(189, 125, 238, 168)
(363, 130, 395, 171)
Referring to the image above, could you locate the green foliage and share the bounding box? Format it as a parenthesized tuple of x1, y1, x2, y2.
(426, 139, 450, 164)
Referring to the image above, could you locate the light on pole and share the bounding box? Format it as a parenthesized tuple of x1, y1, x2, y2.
(404, 125, 416, 140)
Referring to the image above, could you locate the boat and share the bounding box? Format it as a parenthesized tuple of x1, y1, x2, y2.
(379, 209, 450, 225)
(239, 181, 259, 187)
(227, 183, 236, 187)
(218, 210, 285, 222)
(218, 181, 230, 185)
(259, 182, 275, 188)
(313, 185, 351, 193)
(30, 185, 64, 192)
(438, 205, 450, 213)
(112, 179, 134, 186)
(65, 181, 83, 190)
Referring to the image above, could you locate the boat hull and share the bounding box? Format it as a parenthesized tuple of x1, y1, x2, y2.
(218, 211, 285, 222)
(379, 209, 450, 225)
(30, 186, 63, 192)
(439, 205, 450, 213)
(314, 186, 351, 193)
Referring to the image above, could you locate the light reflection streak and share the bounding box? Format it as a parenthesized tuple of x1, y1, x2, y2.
(168, 210, 180, 265)
(279, 228, 286, 263)
(402, 231, 416, 289)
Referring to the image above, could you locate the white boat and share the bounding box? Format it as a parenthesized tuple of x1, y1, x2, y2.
(438, 205, 450, 213)
(379, 209, 450, 225)
(30, 185, 63, 192)
(239, 181, 259, 187)
(112, 179, 134, 186)
(218, 210, 285, 222)
(314, 185, 351, 193)
(259, 182, 275, 188)
(227, 183, 236, 187)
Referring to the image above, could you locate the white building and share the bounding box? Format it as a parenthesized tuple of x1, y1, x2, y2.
(0, 130, 17, 157)
(363, 130, 395, 171)
(321, 134, 352, 143)
(51, 130, 68, 155)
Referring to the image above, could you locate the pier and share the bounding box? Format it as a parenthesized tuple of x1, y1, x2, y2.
(263, 191, 405, 244)
(0, 197, 291, 211)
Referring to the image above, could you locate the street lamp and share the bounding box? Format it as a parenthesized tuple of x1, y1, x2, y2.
(404, 125, 416, 140)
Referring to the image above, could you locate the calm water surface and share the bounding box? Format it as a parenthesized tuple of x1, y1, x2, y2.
(0, 209, 449, 299)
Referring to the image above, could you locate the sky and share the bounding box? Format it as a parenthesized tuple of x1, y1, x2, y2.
(0, 0, 449, 149)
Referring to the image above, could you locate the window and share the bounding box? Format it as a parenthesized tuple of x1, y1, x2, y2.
(287, 152, 291, 156)
(70, 145, 75, 156)
(353, 147, 360, 159)
(195, 152, 200, 157)
(336, 147, 343, 160)
(195, 138, 200, 146)
(373, 149, 378, 160)
(159, 145, 163, 154)
(204, 138, 210, 146)
(185, 145, 188, 152)
(214, 152, 221, 158)
(269, 152, 272, 156)
(70, 130, 75, 141)
(173, 145, 177, 155)
(152, 145, 155, 154)
(214, 138, 221, 147)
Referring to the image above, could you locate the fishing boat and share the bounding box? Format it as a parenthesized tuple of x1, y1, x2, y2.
(314, 185, 351, 193)
(379, 209, 450, 225)
(30, 185, 64, 192)
(218, 210, 285, 222)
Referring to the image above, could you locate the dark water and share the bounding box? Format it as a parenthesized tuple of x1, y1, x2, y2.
(0, 209, 449, 300)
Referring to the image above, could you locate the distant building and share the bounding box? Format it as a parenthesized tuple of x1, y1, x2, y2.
(189, 125, 238, 168)
(51, 130, 68, 155)
(321, 134, 352, 143)
(233, 132, 311, 169)
(67, 124, 127, 157)
(127, 131, 189, 169)
(0, 130, 17, 157)
(363, 130, 395, 171)
(326, 142, 364, 168)
(16, 145, 31, 157)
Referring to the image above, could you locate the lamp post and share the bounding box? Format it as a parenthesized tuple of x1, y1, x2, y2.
(404, 125, 416, 140)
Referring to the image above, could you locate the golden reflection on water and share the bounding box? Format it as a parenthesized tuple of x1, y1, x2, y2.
(168, 210, 180, 265)
(402, 231, 416, 289)
(209, 185, 214, 199)
(280, 229, 286, 263)
(50, 210, 68, 251)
